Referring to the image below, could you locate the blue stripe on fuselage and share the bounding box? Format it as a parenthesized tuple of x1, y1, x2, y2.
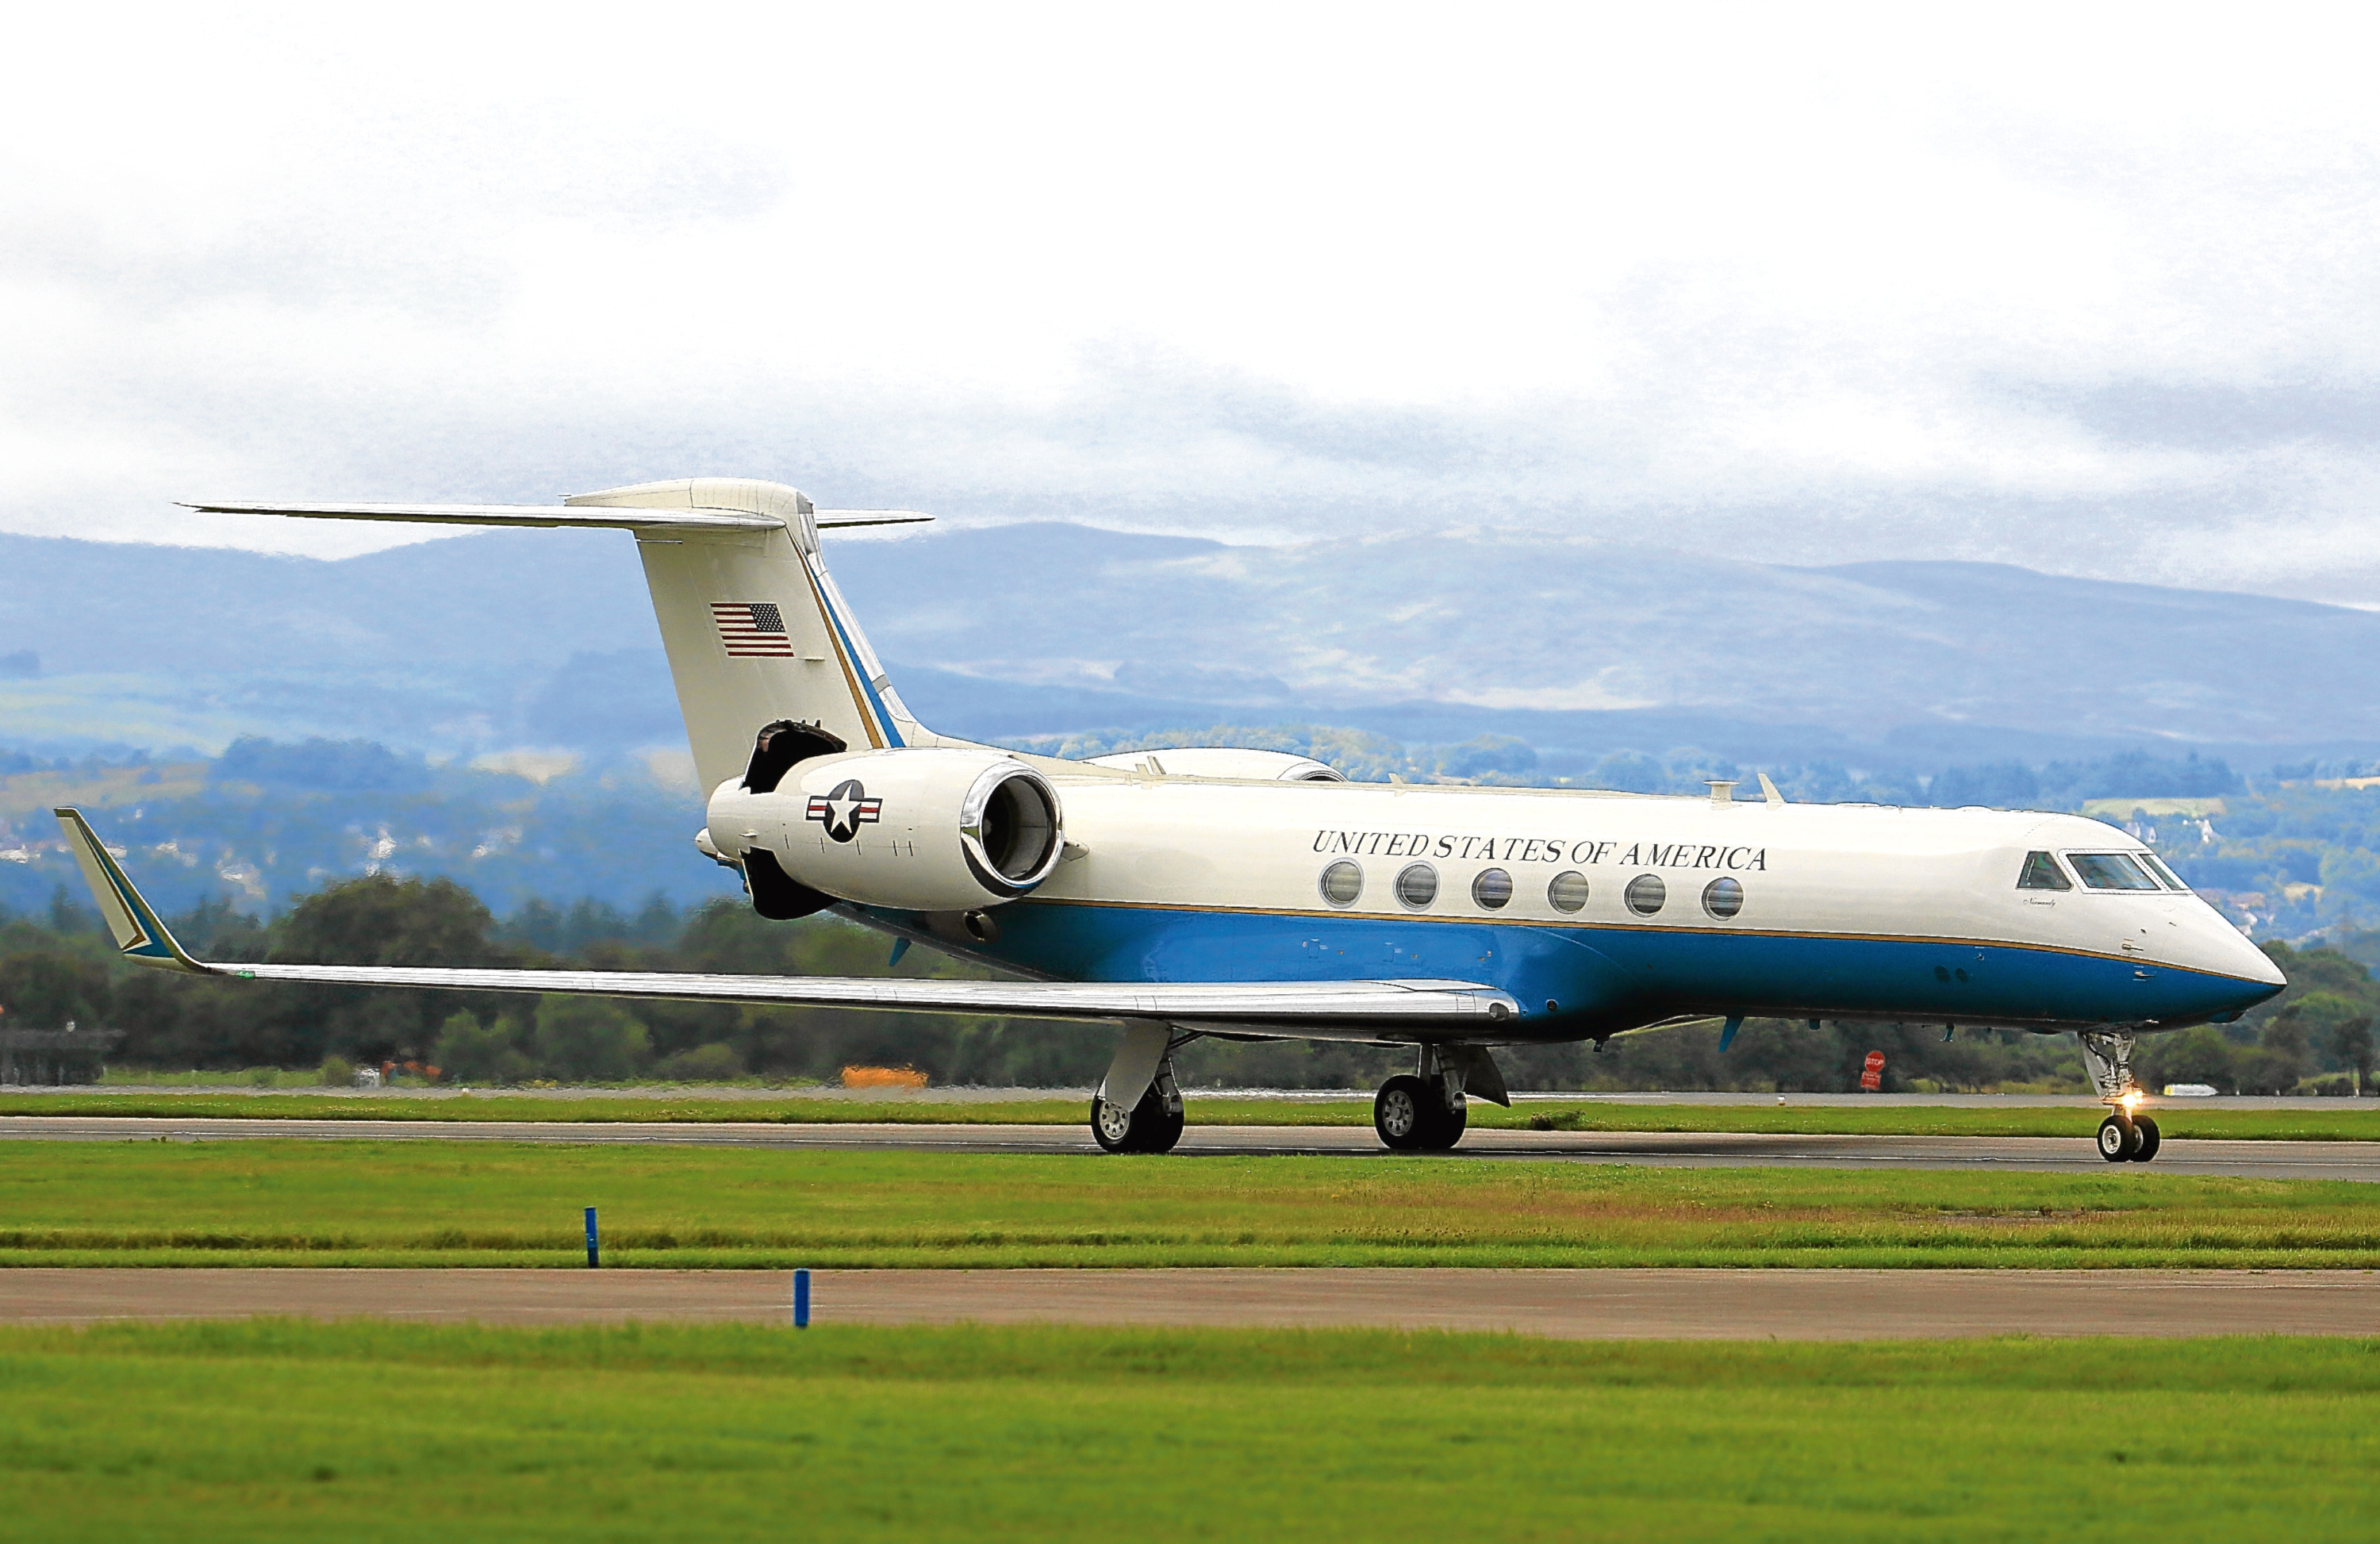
(890, 899, 2278, 1035)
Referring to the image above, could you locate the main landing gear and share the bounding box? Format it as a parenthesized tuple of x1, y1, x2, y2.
(1375, 1074, 1466, 1151)
(2078, 1029, 2163, 1164)
(1091, 1077, 1185, 1154)
(1372, 1045, 1507, 1152)
(1089, 1027, 1188, 1154)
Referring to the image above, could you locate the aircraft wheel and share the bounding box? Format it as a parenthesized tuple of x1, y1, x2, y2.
(2129, 1115, 2160, 1162)
(2096, 1114, 2140, 1163)
(1375, 1075, 1432, 1150)
(1091, 1092, 1136, 1152)
(1092, 1086, 1181, 1154)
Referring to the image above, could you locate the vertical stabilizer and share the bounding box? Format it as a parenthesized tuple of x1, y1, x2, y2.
(563, 478, 942, 793)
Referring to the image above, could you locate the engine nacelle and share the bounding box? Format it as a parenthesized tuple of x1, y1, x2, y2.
(706, 747, 1064, 912)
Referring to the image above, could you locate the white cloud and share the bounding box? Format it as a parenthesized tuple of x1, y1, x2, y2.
(5, 2, 2380, 591)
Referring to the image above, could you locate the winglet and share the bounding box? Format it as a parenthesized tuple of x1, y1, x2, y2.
(51, 808, 209, 973)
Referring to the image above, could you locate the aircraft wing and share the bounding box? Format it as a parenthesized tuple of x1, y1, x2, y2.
(53, 808, 1517, 1033)
(182, 501, 931, 532)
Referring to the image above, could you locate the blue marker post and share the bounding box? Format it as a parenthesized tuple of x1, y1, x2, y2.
(585, 1206, 600, 1269)
(793, 1268, 810, 1328)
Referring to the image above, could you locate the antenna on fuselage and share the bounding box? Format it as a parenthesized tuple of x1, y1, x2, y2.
(1758, 773, 1787, 806)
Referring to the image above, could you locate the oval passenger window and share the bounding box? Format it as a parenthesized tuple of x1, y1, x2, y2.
(1547, 871, 1589, 913)
(1702, 876, 1743, 919)
(1471, 868, 1513, 909)
(1396, 862, 1438, 909)
(1625, 874, 1666, 916)
(1319, 860, 1363, 907)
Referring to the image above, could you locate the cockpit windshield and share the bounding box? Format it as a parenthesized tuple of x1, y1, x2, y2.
(2139, 853, 2190, 892)
(2067, 852, 2163, 891)
(2016, 851, 2072, 891)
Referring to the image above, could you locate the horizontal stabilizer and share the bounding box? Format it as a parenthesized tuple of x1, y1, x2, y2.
(186, 501, 931, 533)
(812, 510, 934, 529)
(52, 809, 1518, 1032)
(182, 501, 781, 532)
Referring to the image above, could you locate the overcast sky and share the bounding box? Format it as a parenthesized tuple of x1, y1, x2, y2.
(6, 4, 2380, 601)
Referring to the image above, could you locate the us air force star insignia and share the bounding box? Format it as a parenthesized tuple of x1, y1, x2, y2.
(804, 778, 884, 843)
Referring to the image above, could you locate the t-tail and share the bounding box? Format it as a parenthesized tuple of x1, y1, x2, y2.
(186, 478, 948, 793)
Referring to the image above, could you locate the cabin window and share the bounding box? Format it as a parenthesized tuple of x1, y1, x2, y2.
(1702, 876, 1744, 919)
(2067, 852, 2162, 891)
(1471, 868, 1513, 909)
(1547, 871, 1589, 912)
(1319, 860, 1363, 907)
(1396, 862, 1439, 909)
(2140, 853, 2190, 892)
(2016, 851, 2072, 891)
(1625, 874, 1666, 916)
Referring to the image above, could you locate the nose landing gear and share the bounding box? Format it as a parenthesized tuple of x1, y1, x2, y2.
(2094, 1112, 2162, 1163)
(2079, 1029, 2163, 1163)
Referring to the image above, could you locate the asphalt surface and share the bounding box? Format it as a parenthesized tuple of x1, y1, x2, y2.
(5, 1115, 2378, 1178)
(10, 1087, 2350, 1108)
(6, 1266, 2376, 1338)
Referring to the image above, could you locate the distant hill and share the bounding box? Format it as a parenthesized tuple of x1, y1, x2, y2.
(6, 521, 2380, 771)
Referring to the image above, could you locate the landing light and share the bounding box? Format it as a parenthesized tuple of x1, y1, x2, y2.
(2121, 1090, 2144, 1111)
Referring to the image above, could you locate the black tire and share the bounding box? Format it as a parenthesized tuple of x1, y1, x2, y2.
(1090, 1086, 1182, 1154)
(1418, 1089, 1468, 1151)
(1141, 1094, 1186, 1154)
(2096, 1114, 2139, 1162)
(1375, 1075, 1432, 1150)
(2129, 1115, 2160, 1162)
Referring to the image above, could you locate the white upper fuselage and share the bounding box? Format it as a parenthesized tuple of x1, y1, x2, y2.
(839, 759, 2284, 1040)
(1033, 769, 2240, 970)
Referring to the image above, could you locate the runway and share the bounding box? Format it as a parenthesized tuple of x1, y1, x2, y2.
(5, 1266, 2376, 1338)
(4, 1115, 2378, 1179)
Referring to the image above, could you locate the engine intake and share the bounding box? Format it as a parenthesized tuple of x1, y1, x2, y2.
(706, 747, 1065, 913)
(961, 759, 1061, 895)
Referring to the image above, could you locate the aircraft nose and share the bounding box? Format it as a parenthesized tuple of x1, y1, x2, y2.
(2242, 939, 2287, 989)
(2205, 917, 2286, 1008)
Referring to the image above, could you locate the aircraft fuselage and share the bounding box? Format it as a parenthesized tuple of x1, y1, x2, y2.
(854, 767, 2282, 1041)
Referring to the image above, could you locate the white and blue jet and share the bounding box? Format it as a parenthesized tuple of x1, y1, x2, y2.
(56, 477, 2285, 1160)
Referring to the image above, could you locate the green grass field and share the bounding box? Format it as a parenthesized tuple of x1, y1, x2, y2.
(2, 1322, 2373, 1541)
(9, 1089, 2380, 1139)
(4, 1143, 2374, 1268)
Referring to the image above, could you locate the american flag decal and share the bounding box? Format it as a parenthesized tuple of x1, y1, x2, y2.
(712, 601, 797, 657)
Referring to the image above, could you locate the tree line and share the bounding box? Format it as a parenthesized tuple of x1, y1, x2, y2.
(0, 878, 2367, 1093)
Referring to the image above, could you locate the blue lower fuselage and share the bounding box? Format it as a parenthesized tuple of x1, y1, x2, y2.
(882, 899, 2281, 1039)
